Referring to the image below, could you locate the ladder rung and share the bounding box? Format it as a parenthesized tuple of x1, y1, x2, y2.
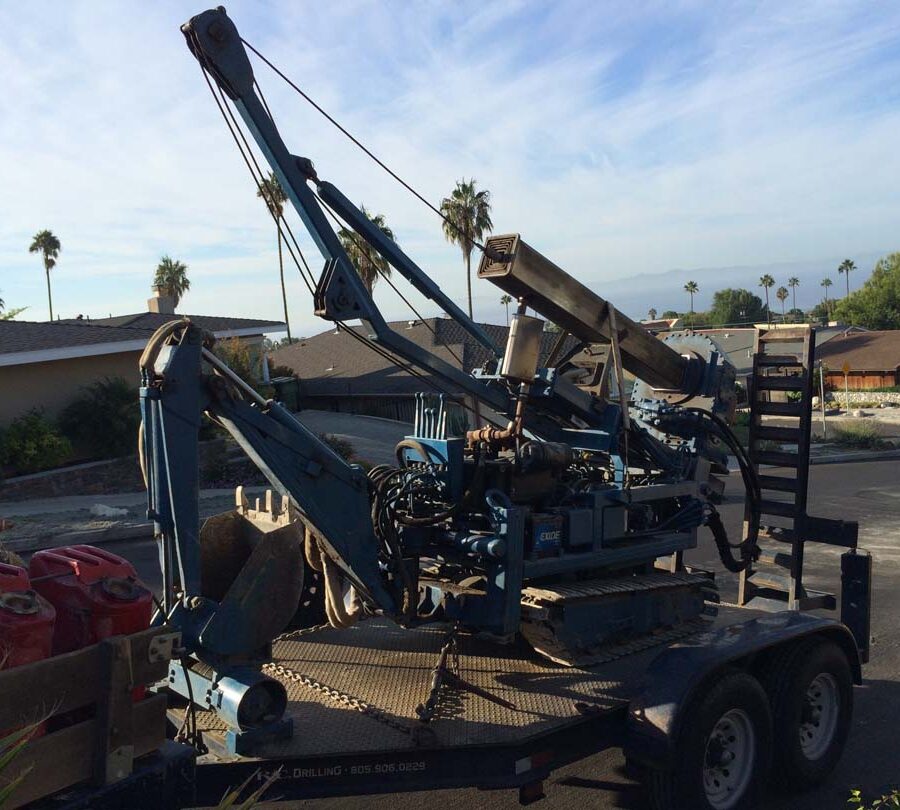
(757, 549, 794, 568)
(756, 355, 804, 368)
(754, 425, 802, 442)
(758, 498, 799, 518)
(748, 571, 792, 591)
(751, 450, 800, 467)
(757, 474, 799, 493)
(754, 401, 803, 417)
(755, 376, 806, 391)
(796, 591, 837, 611)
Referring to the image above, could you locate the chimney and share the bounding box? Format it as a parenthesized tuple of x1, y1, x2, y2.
(148, 284, 176, 315)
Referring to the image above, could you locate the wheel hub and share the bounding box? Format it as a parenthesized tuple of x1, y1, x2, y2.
(703, 708, 755, 809)
(799, 673, 839, 760)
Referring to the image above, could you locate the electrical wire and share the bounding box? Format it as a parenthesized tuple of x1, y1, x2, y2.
(241, 37, 492, 254)
(314, 192, 466, 367)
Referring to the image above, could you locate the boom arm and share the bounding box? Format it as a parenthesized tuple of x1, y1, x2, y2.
(181, 9, 509, 415)
(140, 322, 397, 629)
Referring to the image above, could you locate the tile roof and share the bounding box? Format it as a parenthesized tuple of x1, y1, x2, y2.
(59, 312, 285, 333)
(1, 313, 285, 361)
(271, 317, 578, 397)
(816, 330, 900, 372)
(0, 320, 151, 354)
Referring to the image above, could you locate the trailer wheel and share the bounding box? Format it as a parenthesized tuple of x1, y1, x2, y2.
(647, 669, 772, 810)
(760, 638, 853, 791)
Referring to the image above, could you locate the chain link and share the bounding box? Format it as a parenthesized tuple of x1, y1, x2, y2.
(272, 623, 332, 643)
(262, 661, 418, 738)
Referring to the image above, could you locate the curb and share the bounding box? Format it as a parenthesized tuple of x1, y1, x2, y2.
(809, 449, 900, 465)
(3, 522, 154, 554)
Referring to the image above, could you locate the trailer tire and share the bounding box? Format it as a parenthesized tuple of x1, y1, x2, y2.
(760, 637, 853, 792)
(647, 668, 772, 810)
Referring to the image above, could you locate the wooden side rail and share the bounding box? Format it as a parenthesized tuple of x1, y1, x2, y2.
(0, 626, 179, 809)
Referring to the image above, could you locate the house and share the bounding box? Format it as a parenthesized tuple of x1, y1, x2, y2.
(271, 317, 581, 422)
(640, 317, 683, 333)
(0, 287, 285, 426)
(816, 330, 900, 390)
(658, 325, 870, 393)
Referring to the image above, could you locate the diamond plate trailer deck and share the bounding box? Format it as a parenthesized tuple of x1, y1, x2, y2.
(184, 605, 862, 806)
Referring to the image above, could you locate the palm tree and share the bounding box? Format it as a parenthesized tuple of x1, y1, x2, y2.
(257, 171, 292, 342)
(154, 256, 190, 306)
(337, 206, 395, 294)
(28, 229, 61, 320)
(683, 281, 699, 329)
(647, 307, 658, 321)
(776, 286, 789, 322)
(500, 294, 513, 325)
(759, 274, 775, 326)
(837, 258, 856, 299)
(440, 179, 493, 318)
(820, 277, 833, 315)
(788, 276, 800, 312)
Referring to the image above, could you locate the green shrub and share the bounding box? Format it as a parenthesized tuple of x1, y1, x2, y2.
(831, 422, 892, 450)
(0, 410, 72, 475)
(58, 377, 140, 460)
(849, 787, 900, 808)
(319, 433, 355, 461)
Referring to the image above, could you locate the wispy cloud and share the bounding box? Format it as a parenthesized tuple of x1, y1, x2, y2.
(1, 0, 898, 332)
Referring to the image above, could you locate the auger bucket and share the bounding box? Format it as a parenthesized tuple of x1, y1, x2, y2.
(197, 487, 304, 656)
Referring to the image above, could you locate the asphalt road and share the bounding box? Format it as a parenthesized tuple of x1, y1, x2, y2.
(107, 459, 899, 809)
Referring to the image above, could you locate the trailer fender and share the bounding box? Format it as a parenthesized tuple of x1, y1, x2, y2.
(623, 611, 861, 771)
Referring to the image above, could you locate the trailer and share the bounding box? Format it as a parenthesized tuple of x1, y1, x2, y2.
(180, 597, 866, 809)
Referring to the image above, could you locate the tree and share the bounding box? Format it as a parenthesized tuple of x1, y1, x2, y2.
(0, 291, 27, 320)
(440, 178, 493, 318)
(154, 256, 190, 306)
(832, 252, 900, 329)
(708, 288, 767, 327)
(661, 310, 679, 319)
(256, 171, 292, 342)
(337, 206, 395, 294)
(820, 277, 833, 316)
(788, 276, 800, 312)
(683, 281, 699, 328)
(647, 307, 658, 321)
(758, 274, 775, 327)
(501, 294, 513, 324)
(837, 258, 856, 299)
(28, 229, 61, 320)
(776, 286, 789, 321)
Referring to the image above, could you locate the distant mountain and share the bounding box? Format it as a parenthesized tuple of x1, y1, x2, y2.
(601, 251, 888, 320)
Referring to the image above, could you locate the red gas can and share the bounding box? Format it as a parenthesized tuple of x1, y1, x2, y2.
(0, 563, 56, 669)
(0, 563, 56, 736)
(29, 545, 152, 655)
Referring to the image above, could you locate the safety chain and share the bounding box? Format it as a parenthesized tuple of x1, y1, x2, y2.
(262, 662, 417, 738)
(272, 623, 331, 643)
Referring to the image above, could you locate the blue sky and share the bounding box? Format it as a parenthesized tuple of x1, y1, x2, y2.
(1, 1, 898, 334)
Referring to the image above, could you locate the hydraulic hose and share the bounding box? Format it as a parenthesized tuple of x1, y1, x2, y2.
(706, 507, 757, 573)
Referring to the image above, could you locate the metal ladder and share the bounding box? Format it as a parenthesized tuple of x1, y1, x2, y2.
(738, 326, 858, 610)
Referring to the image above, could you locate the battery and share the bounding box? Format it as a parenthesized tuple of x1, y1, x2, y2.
(529, 513, 564, 558)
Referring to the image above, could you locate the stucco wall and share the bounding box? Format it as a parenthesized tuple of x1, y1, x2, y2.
(0, 335, 269, 427)
(0, 351, 143, 426)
